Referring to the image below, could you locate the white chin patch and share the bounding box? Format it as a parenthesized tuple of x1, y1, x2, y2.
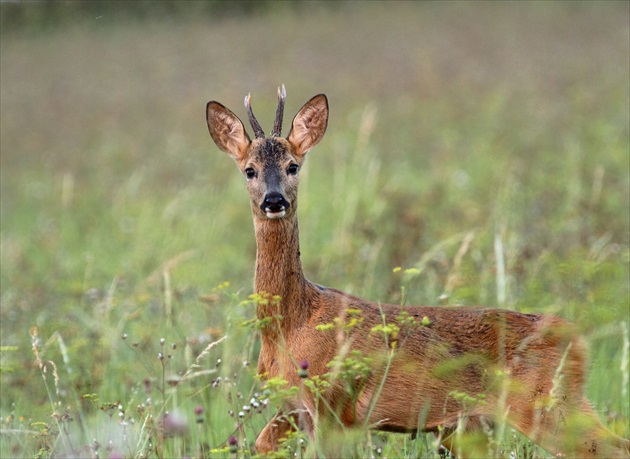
(265, 210, 286, 219)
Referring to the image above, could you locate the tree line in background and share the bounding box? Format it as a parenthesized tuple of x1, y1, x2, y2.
(1, 0, 319, 34)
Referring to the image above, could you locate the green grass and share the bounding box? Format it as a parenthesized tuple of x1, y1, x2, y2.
(1, 2, 629, 458)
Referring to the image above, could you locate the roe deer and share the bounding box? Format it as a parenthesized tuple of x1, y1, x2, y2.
(205, 87, 629, 458)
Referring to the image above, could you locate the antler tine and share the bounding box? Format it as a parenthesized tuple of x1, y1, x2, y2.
(244, 93, 265, 139)
(271, 84, 286, 138)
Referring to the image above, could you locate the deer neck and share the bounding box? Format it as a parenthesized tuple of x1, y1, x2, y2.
(253, 211, 311, 334)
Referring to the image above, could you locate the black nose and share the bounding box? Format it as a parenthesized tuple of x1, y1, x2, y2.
(261, 192, 289, 214)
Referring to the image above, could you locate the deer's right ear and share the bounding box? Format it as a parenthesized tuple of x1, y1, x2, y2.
(206, 101, 251, 160)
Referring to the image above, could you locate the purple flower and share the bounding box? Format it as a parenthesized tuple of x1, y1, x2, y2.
(298, 360, 309, 378)
(228, 435, 238, 453)
(163, 410, 188, 436)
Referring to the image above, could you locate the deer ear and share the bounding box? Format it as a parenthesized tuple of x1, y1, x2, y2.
(206, 101, 251, 160)
(287, 94, 328, 157)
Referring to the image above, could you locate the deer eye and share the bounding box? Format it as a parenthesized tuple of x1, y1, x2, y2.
(287, 164, 299, 176)
(244, 168, 257, 179)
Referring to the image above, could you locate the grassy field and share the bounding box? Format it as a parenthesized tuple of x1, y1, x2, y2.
(1, 2, 629, 458)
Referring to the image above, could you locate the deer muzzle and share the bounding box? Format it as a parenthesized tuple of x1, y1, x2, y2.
(260, 192, 290, 219)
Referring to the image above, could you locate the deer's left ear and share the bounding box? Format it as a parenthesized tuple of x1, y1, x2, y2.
(287, 94, 328, 157)
(206, 101, 251, 160)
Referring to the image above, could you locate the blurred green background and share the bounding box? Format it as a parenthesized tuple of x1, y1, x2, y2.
(1, 1, 628, 457)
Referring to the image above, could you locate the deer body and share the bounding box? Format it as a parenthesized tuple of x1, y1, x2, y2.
(206, 88, 629, 458)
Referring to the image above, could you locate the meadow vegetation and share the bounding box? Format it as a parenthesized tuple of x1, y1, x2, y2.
(1, 2, 628, 457)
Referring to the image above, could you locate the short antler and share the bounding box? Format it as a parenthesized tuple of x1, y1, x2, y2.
(244, 93, 265, 139)
(271, 84, 286, 138)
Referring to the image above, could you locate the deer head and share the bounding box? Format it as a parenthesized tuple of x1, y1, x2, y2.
(206, 86, 329, 220)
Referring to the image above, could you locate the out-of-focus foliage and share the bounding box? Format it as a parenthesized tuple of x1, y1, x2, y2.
(1, 1, 628, 457)
(1, 0, 306, 33)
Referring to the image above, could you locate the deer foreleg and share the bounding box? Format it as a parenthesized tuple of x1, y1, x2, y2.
(256, 407, 316, 454)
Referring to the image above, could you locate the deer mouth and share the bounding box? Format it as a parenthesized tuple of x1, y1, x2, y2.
(261, 203, 288, 219)
(264, 209, 287, 219)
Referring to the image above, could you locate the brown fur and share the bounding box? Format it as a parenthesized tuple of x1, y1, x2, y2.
(205, 89, 629, 458)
